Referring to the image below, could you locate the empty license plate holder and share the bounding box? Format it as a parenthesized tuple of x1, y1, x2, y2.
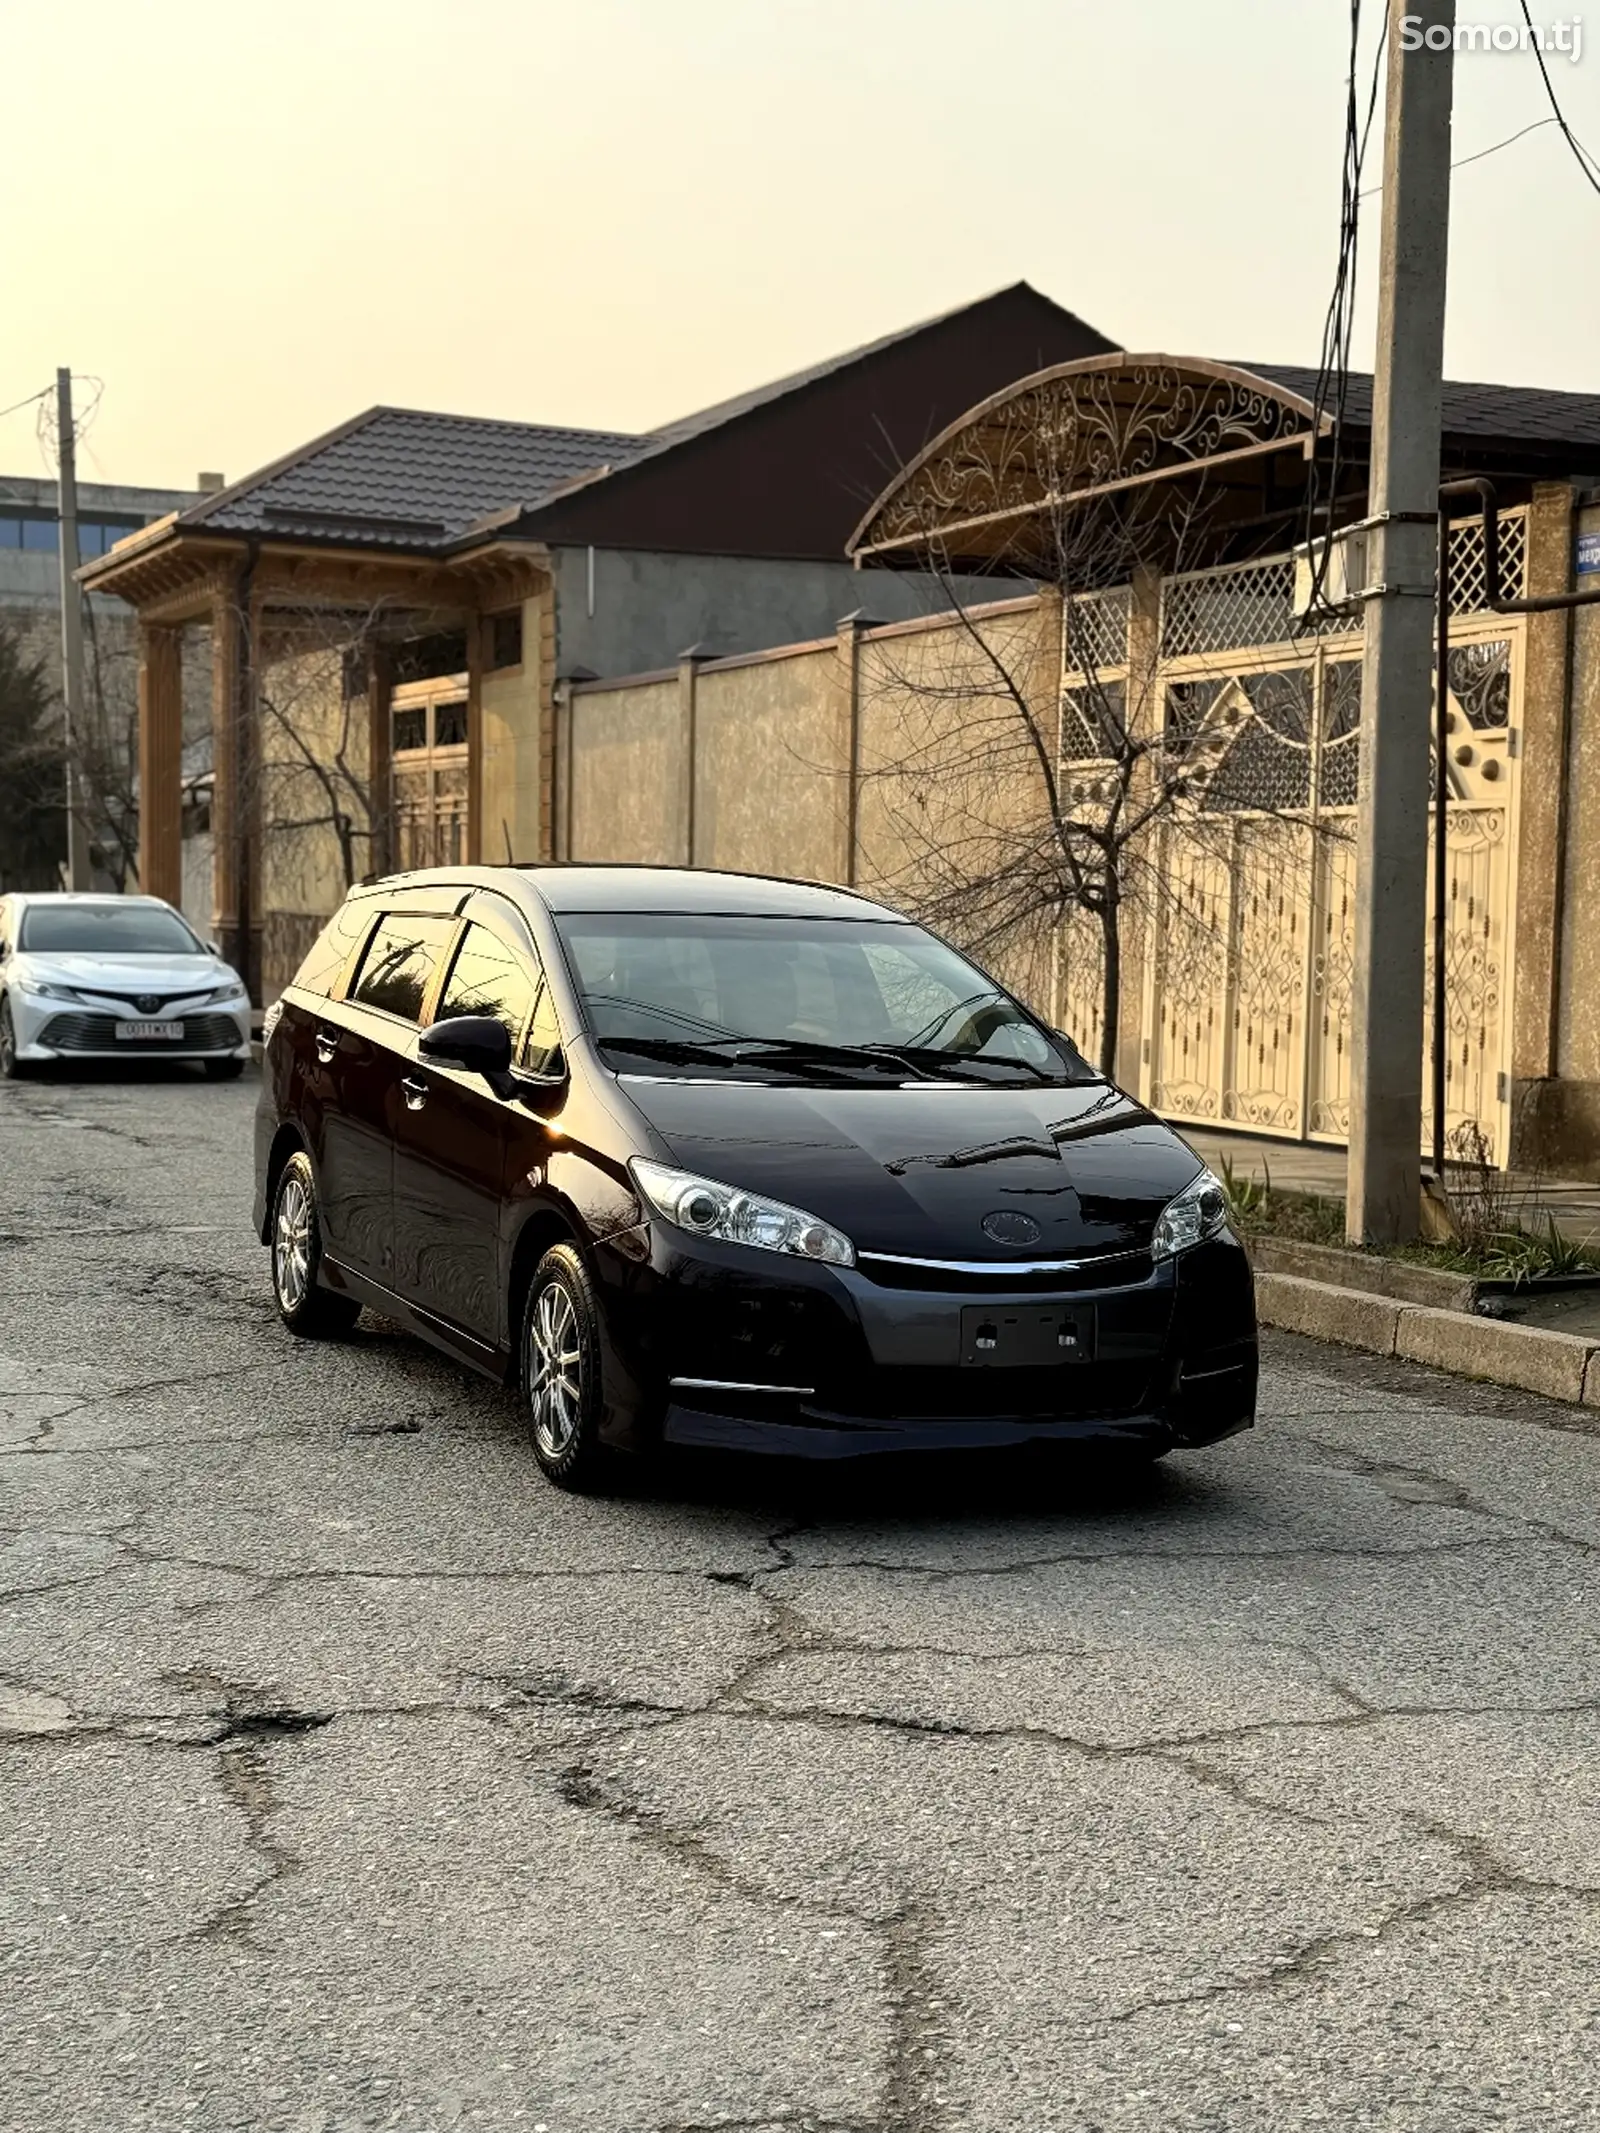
(960, 1303, 1094, 1367)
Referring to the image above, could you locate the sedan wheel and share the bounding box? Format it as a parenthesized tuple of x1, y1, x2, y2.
(522, 1245, 610, 1490)
(271, 1151, 360, 1338)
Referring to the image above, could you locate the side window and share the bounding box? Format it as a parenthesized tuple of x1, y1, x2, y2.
(523, 983, 564, 1078)
(292, 897, 377, 999)
(349, 913, 457, 1023)
(436, 924, 537, 1045)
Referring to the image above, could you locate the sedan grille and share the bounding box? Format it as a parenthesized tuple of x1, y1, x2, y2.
(38, 1012, 241, 1054)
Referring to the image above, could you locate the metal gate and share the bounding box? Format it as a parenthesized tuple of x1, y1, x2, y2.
(1137, 534, 1523, 1163)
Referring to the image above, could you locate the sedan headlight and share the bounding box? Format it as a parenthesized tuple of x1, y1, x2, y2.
(17, 978, 80, 1002)
(1150, 1166, 1231, 1261)
(631, 1158, 855, 1267)
(206, 980, 249, 1005)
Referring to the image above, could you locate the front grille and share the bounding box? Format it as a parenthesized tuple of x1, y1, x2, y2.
(38, 1012, 240, 1054)
(69, 990, 196, 1014)
(855, 1251, 1155, 1295)
(816, 1360, 1155, 1423)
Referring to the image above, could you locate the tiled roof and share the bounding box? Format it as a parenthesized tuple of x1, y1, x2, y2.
(148, 340, 1600, 567)
(181, 406, 641, 549)
(1247, 364, 1600, 448)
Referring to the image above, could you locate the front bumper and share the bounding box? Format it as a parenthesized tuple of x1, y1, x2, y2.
(591, 1225, 1257, 1458)
(11, 993, 251, 1063)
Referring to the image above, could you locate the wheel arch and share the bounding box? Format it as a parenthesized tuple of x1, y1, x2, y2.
(260, 1122, 311, 1243)
(505, 1202, 585, 1381)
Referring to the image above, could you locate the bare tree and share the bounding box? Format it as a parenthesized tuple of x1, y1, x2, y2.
(0, 620, 65, 890)
(856, 482, 1307, 1078)
(255, 606, 383, 898)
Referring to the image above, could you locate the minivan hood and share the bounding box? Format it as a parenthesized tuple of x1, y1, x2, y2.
(16, 952, 234, 996)
(621, 1077, 1205, 1261)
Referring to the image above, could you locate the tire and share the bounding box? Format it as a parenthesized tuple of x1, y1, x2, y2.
(203, 1056, 246, 1081)
(270, 1150, 361, 1338)
(0, 997, 29, 1080)
(522, 1244, 612, 1491)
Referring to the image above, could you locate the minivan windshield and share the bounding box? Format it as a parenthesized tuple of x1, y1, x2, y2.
(19, 902, 205, 957)
(553, 912, 1098, 1086)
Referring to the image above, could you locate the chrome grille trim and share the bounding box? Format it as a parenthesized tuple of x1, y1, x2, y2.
(856, 1246, 1149, 1277)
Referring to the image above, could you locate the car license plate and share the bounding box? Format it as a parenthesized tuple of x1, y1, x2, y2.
(960, 1303, 1094, 1366)
(115, 1020, 183, 1041)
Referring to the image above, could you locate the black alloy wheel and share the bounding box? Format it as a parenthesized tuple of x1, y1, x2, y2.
(271, 1151, 361, 1338)
(523, 1244, 611, 1491)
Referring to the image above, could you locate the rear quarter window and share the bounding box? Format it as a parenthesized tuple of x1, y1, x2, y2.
(292, 898, 378, 998)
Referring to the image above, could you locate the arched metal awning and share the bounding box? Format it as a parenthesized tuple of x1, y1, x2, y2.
(848, 354, 1333, 568)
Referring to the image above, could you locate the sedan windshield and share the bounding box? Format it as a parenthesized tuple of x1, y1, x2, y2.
(553, 913, 1098, 1086)
(19, 902, 205, 957)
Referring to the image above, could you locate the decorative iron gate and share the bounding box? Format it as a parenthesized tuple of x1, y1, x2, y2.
(1131, 529, 1524, 1163)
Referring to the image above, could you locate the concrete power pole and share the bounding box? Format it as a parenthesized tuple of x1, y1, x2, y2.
(1345, 4, 1456, 1244)
(55, 367, 93, 892)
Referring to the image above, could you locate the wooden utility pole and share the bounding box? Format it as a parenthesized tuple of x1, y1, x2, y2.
(1346, 4, 1456, 1243)
(55, 367, 93, 891)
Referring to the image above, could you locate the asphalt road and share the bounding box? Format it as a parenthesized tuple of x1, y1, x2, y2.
(4, 1068, 1600, 2133)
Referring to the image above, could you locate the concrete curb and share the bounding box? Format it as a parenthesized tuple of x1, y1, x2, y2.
(1255, 1271, 1600, 1406)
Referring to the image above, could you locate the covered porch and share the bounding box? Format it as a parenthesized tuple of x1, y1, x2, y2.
(81, 526, 551, 1000)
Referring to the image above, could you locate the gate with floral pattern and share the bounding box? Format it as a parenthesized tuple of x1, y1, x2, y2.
(1136, 526, 1524, 1163)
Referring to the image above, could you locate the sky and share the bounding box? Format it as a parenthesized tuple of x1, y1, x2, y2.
(5, 0, 1600, 492)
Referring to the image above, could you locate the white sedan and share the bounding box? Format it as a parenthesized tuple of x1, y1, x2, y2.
(0, 893, 252, 1079)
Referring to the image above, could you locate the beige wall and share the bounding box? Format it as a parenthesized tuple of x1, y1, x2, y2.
(693, 644, 846, 881)
(257, 629, 371, 996)
(480, 592, 547, 866)
(569, 675, 685, 864)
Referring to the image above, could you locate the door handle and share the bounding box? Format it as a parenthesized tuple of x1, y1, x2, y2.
(401, 1074, 429, 1111)
(314, 1029, 338, 1065)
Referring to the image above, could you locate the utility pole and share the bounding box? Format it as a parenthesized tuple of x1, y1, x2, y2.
(55, 367, 93, 891)
(1346, 3, 1456, 1244)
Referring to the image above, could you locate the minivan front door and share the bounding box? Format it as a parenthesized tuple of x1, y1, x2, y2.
(392, 908, 560, 1352)
(331, 906, 461, 1289)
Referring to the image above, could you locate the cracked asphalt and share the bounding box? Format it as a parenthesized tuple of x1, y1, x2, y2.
(4, 1071, 1600, 2133)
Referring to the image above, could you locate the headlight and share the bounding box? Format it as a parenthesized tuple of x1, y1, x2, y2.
(17, 978, 79, 1002)
(630, 1158, 855, 1267)
(206, 981, 249, 1005)
(261, 999, 284, 1044)
(1150, 1166, 1230, 1261)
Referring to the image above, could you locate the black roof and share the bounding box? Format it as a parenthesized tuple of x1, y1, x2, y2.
(1248, 364, 1600, 452)
(129, 284, 1113, 563)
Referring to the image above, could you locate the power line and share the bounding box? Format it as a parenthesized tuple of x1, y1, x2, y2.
(0, 384, 51, 424)
(1300, 0, 1388, 622)
(1519, 0, 1600, 196)
(1362, 115, 1556, 194)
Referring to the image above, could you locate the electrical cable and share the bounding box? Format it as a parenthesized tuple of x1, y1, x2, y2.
(0, 385, 50, 424)
(1300, 0, 1388, 623)
(1519, 0, 1600, 196)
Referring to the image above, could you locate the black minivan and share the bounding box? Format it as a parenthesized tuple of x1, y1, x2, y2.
(255, 865, 1256, 1489)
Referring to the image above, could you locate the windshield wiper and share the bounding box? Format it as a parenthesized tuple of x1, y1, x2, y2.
(594, 1035, 742, 1069)
(595, 1034, 904, 1082)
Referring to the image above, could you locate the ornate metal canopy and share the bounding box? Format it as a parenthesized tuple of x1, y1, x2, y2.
(848, 355, 1332, 568)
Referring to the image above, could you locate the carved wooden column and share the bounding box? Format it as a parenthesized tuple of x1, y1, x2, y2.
(136, 621, 184, 906)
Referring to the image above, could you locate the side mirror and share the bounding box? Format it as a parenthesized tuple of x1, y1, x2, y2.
(419, 1014, 514, 1083)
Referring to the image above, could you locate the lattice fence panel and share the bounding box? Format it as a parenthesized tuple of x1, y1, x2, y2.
(1160, 558, 1296, 658)
(1448, 511, 1526, 616)
(1062, 588, 1131, 676)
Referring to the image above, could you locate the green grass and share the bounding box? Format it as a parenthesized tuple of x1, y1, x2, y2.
(1216, 1157, 1600, 1284)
